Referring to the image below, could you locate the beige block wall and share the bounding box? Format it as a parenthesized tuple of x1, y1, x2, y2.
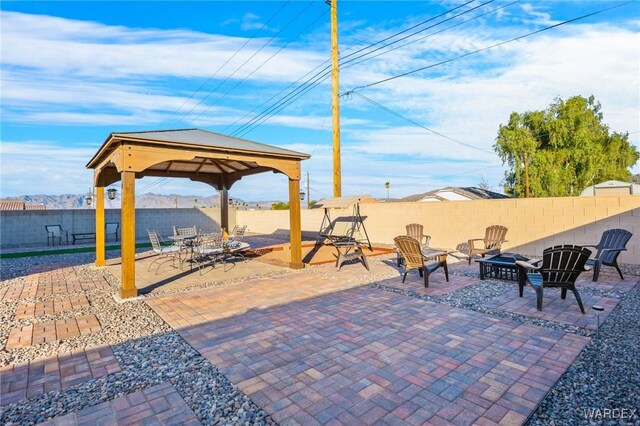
(237, 196, 640, 264)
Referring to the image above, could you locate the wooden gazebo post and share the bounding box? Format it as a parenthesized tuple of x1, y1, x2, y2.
(95, 186, 106, 267)
(120, 171, 137, 299)
(288, 178, 303, 269)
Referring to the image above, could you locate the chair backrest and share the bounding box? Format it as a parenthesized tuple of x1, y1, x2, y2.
(45, 225, 63, 237)
(394, 236, 425, 270)
(541, 245, 591, 286)
(175, 225, 197, 237)
(596, 229, 632, 264)
(406, 223, 423, 240)
(147, 230, 162, 252)
(106, 222, 119, 233)
(231, 225, 247, 242)
(196, 233, 223, 250)
(484, 225, 508, 250)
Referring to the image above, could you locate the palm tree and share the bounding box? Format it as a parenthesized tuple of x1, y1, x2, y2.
(385, 181, 390, 201)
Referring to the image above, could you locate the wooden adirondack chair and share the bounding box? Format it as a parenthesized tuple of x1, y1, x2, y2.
(584, 229, 632, 281)
(516, 245, 591, 313)
(406, 223, 431, 247)
(467, 225, 508, 264)
(394, 236, 449, 287)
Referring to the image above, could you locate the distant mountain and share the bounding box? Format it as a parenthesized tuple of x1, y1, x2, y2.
(3, 194, 275, 210)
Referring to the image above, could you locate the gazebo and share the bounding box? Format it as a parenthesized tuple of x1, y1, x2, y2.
(86, 129, 310, 299)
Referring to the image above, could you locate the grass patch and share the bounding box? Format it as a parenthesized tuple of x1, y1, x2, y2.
(0, 242, 154, 259)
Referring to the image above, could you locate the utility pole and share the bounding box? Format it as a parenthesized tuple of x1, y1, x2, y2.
(329, 0, 341, 197)
(524, 151, 530, 198)
(306, 171, 310, 210)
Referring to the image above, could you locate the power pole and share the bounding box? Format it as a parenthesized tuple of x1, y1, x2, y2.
(523, 151, 530, 198)
(330, 0, 341, 197)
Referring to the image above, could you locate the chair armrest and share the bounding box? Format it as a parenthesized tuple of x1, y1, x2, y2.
(600, 248, 626, 252)
(584, 265, 591, 271)
(422, 235, 431, 246)
(468, 238, 483, 249)
(515, 260, 540, 270)
(582, 244, 598, 248)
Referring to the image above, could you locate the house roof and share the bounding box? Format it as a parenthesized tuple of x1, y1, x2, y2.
(0, 200, 46, 210)
(580, 180, 640, 196)
(403, 187, 509, 202)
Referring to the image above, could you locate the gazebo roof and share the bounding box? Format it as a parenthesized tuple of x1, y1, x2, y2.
(86, 128, 310, 188)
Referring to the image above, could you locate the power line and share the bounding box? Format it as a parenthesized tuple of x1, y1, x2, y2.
(171, 1, 318, 126)
(352, 91, 493, 154)
(160, 1, 291, 127)
(221, 1, 471, 134)
(190, 6, 329, 125)
(348, 1, 635, 91)
(232, 0, 509, 136)
(344, 0, 519, 69)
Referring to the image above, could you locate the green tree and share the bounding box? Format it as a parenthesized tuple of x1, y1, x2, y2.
(494, 95, 639, 197)
(385, 181, 390, 200)
(271, 201, 289, 210)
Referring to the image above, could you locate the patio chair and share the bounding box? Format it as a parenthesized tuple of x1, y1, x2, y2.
(394, 236, 449, 288)
(105, 222, 119, 242)
(515, 245, 591, 313)
(173, 225, 198, 238)
(397, 223, 431, 266)
(583, 229, 632, 281)
(192, 232, 225, 272)
(45, 225, 68, 246)
(227, 225, 247, 248)
(147, 230, 185, 274)
(467, 225, 508, 264)
(406, 223, 431, 247)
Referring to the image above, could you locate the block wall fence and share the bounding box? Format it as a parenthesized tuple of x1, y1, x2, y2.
(236, 195, 640, 265)
(0, 208, 233, 247)
(1, 196, 638, 264)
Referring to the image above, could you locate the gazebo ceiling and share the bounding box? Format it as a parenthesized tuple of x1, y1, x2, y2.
(86, 128, 310, 188)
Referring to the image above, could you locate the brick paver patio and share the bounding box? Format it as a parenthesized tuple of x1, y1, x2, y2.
(0, 345, 120, 404)
(2, 253, 635, 425)
(484, 286, 620, 330)
(157, 285, 589, 425)
(39, 382, 201, 426)
(0, 269, 111, 302)
(6, 314, 102, 349)
(380, 271, 479, 296)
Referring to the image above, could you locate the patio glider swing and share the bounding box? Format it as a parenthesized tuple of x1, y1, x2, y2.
(312, 195, 372, 271)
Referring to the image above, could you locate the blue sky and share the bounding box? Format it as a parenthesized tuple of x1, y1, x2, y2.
(1, 0, 639, 202)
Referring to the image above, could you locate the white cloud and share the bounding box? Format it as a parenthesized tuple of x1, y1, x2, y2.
(0, 141, 95, 195)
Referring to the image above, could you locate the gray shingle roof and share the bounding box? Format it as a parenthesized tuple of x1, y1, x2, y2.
(110, 129, 310, 159)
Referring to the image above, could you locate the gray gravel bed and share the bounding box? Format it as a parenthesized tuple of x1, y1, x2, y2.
(0, 331, 273, 425)
(526, 280, 640, 425)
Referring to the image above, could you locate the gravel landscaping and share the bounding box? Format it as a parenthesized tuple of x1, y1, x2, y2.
(1, 250, 638, 425)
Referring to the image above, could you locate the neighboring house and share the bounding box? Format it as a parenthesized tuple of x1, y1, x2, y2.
(405, 187, 509, 202)
(580, 180, 640, 196)
(0, 200, 46, 210)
